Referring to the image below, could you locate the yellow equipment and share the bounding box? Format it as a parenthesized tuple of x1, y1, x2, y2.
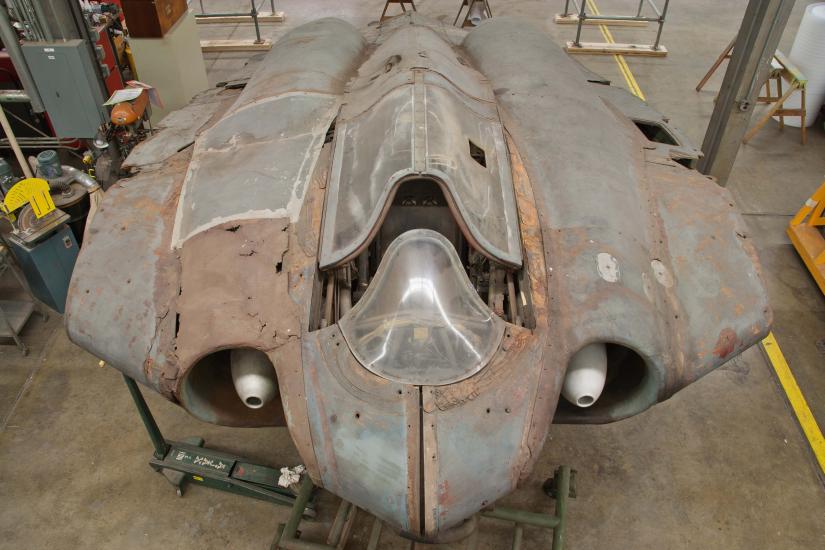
(788, 181, 825, 295)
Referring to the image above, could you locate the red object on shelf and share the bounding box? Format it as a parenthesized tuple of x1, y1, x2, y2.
(95, 22, 125, 95)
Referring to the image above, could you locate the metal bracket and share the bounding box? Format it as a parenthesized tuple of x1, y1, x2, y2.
(274, 465, 575, 549)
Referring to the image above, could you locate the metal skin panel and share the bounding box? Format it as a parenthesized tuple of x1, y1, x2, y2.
(422, 325, 547, 534)
(302, 327, 419, 533)
(593, 83, 702, 167)
(651, 164, 771, 392)
(64, 14, 772, 543)
(171, 18, 366, 247)
(462, 17, 771, 423)
(171, 93, 340, 245)
(343, 24, 494, 119)
(231, 18, 366, 110)
(65, 156, 183, 392)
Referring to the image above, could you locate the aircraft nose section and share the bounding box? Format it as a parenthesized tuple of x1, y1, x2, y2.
(301, 321, 548, 539)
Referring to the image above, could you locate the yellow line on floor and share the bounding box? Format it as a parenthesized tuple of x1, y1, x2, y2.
(586, 0, 646, 101)
(762, 332, 825, 474)
(585, 0, 825, 477)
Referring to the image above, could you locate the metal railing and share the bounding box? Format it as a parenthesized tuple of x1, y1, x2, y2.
(563, 0, 671, 50)
(194, 0, 277, 44)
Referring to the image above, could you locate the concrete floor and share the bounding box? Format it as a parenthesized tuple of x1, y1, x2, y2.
(2, 1, 825, 548)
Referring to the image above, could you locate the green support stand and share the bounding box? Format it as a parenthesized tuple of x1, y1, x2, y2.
(125, 375, 573, 548)
(123, 375, 312, 514)
(273, 467, 576, 549)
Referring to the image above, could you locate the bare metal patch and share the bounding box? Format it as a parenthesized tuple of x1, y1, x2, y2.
(597, 252, 620, 283)
(651, 259, 674, 287)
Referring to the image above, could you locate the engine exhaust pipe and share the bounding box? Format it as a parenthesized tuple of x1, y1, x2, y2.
(562, 343, 607, 408)
(230, 348, 277, 409)
(467, 1, 488, 26)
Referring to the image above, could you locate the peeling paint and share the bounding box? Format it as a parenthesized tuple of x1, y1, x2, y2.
(597, 252, 620, 282)
(651, 259, 674, 287)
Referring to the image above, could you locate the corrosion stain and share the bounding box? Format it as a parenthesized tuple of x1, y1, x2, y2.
(713, 328, 738, 359)
(438, 480, 452, 507)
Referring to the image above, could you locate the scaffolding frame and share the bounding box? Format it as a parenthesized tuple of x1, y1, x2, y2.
(561, 0, 670, 56)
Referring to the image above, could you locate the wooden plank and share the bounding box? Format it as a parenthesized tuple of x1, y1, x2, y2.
(565, 41, 668, 57)
(200, 39, 272, 53)
(774, 51, 807, 87)
(554, 13, 647, 27)
(195, 11, 285, 24)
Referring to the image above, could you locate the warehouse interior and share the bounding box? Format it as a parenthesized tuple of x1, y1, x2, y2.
(1, 0, 824, 548)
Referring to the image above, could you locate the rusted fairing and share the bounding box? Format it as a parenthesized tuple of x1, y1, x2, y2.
(302, 326, 418, 532)
(463, 17, 771, 423)
(172, 20, 366, 247)
(64, 150, 186, 395)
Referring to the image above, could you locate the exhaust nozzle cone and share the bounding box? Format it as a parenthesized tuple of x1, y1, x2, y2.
(230, 348, 277, 409)
(467, 2, 487, 26)
(562, 343, 607, 408)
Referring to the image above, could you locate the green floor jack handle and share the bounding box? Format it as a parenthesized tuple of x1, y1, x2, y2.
(122, 375, 312, 513)
(123, 374, 169, 459)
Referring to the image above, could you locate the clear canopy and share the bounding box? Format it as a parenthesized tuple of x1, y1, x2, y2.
(319, 24, 522, 269)
(339, 229, 504, 385)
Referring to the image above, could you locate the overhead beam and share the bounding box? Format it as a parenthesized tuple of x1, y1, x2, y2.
(698, 0, 795, 185)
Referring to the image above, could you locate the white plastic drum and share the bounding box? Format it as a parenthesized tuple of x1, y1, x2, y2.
(777, 3, 825, 128)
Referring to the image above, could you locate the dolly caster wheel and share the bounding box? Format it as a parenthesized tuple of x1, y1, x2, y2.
(543, 466, 577, 499)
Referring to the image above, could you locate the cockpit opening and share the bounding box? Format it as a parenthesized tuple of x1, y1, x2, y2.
(312, 177, 532, 331)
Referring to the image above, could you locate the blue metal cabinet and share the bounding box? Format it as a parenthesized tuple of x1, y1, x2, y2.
(8, 225, 79, 313)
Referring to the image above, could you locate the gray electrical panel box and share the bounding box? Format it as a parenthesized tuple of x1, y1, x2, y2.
(21, 40, 107, 139)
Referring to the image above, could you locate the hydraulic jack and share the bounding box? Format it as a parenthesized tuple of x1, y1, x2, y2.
(123, 375, 313, 515)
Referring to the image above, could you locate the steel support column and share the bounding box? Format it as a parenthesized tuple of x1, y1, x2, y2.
(0, 5, 44, 112)
(698, 0, 794, 185)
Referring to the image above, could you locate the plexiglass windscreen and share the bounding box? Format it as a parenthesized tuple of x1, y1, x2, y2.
(339, 229, 504, 385)
(318, 24, 522, 269)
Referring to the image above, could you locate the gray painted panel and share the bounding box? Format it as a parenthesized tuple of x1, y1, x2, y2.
(22, 40, 106, 138)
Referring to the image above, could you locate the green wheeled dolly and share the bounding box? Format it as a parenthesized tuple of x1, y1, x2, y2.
(123, 375, 313, 515)
(125, 374, 573, 548)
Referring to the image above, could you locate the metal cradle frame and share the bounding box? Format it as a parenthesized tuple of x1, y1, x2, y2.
(563, 0, 670, 51)
(275, 467, 575, 549)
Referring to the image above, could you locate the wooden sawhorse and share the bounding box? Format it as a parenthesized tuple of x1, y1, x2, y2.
(696, 40, 808, 144)
(380, 0, 416, 21)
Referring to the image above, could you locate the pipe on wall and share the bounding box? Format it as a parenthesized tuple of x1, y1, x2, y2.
(0, 4, 44, 112)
